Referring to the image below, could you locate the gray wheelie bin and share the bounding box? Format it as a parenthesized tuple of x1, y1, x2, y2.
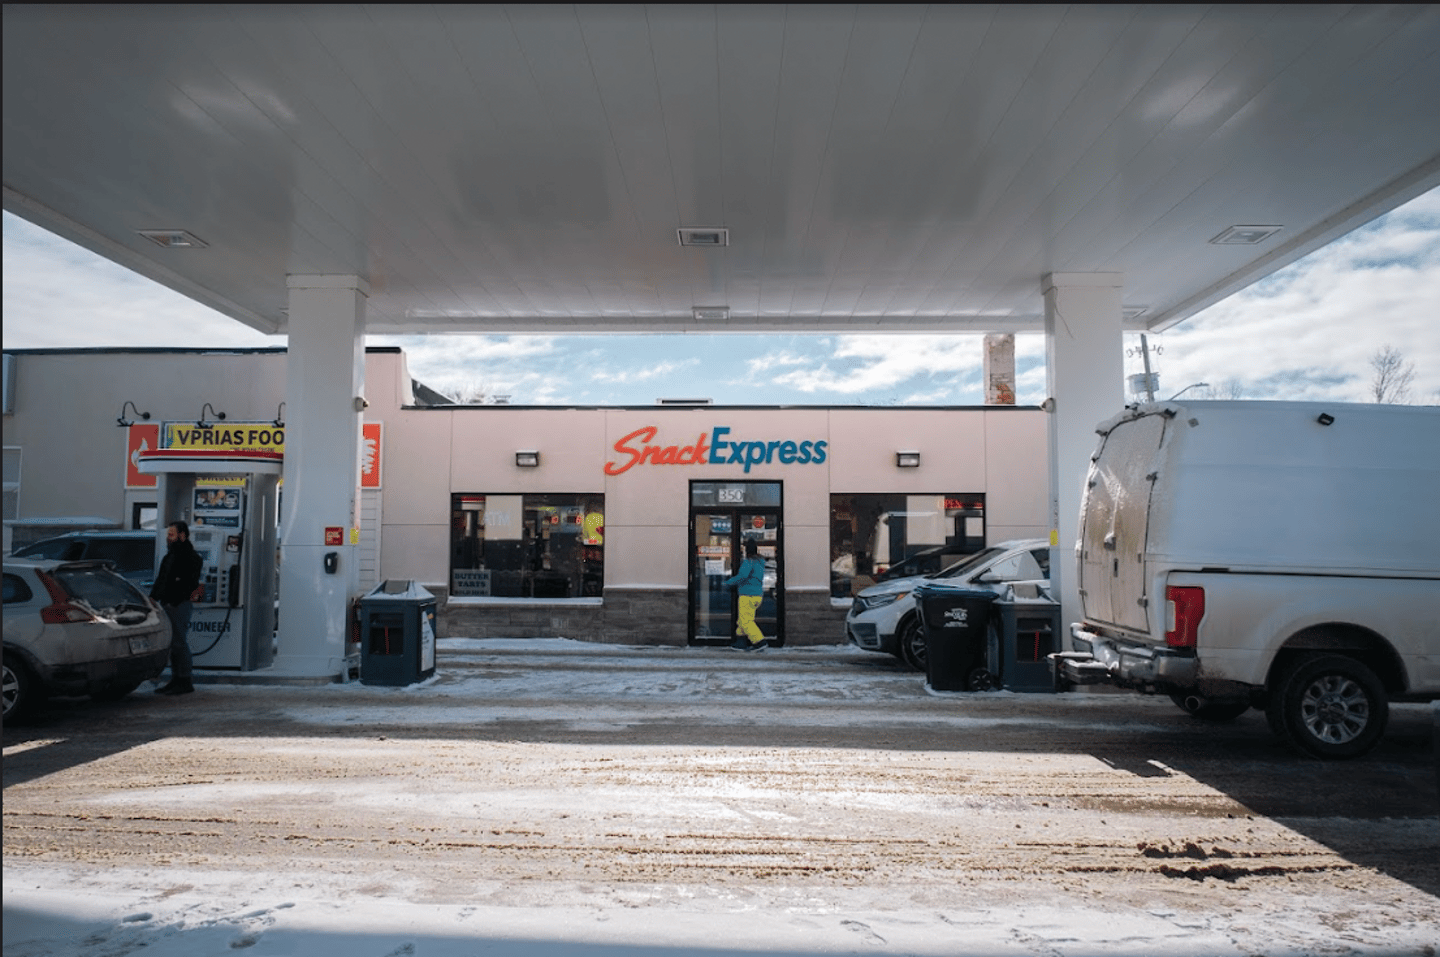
(359, 580, 437, 686)
(991, 594, 1062, 693)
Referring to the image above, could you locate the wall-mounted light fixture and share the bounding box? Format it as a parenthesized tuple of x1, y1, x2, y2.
(116, 400, 151, 427)
(197, 403, 226, 429)
(515, 450, 540, 468)
(273, 402, 286, 428)
(895, 451, 921, 469)
(1317, 412, 1335, 426)
(353, 396, 369, 412)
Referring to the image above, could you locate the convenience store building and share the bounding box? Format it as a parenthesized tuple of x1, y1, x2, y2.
(2, 347, 1046, 648)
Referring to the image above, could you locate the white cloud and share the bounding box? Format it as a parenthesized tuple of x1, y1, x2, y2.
(1133, 195, 1440, 403)
(742, 350, 819, 375)
(2, 213, 276, 350)
(898, 387, 958, 405)
(762, 336, 984, 397)
(588, 358, 701, 384)
(381, 334, 557, 360)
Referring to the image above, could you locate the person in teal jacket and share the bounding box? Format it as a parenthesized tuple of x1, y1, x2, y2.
(724, 539, 768, 650)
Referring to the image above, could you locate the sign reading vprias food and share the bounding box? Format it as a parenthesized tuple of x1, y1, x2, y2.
(604, 426, 828, 476)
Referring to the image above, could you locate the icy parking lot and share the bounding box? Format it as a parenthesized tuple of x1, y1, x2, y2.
(4, 638, 1438, 956)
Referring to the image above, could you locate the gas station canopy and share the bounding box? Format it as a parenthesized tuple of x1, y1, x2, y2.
(5, 5, 1439, 337)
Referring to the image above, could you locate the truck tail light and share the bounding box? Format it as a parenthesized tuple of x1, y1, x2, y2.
(1164, 585, 1204, 649)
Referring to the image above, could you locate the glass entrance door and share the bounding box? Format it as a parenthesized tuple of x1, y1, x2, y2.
(690, 482, 783, 646)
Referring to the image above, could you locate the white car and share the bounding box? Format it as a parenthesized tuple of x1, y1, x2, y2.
(3, 558, 172, 721)
(844, 539, 1050, 670)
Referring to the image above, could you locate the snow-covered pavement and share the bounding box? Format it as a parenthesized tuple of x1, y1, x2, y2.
(4, 639, 1438, 956)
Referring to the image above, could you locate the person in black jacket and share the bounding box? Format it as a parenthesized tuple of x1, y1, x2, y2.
(150, 521, 204, 696)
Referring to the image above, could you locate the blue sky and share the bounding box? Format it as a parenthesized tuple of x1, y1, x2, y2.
(4, 187, 1437, 406)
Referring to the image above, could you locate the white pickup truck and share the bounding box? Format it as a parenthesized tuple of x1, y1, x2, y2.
(1055, 401, 1440, 759)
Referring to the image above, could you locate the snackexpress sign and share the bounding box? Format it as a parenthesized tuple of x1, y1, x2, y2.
(605, 426, 828, 476)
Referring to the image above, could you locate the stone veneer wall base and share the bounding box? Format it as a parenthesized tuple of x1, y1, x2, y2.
(434, 587, 848, 647)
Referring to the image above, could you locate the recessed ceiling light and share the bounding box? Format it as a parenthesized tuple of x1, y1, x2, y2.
(677, 227, 729, 247)
(1209, 225, 1282, 245)
(692, 306, 729, 321)
(1122, 305, 1149, 320)
(137, 229, 208, 249)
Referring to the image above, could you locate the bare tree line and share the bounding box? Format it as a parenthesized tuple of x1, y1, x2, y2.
(1369, 344, 1417, 404)
(1151, 345, 1426, 405)
(442, 379, 510, 405)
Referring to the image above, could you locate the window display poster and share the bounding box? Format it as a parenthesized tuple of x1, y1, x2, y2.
(485, 495, 523, 540)
(452, 569, 492, 596)
(194, 487, 242, 528)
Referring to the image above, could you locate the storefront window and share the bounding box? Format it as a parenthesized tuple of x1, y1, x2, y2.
(829, 494, 984, 597)
(450, 493, 604, 598)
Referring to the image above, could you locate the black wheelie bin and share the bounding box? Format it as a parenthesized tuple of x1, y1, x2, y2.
(915, 582, 998, 692)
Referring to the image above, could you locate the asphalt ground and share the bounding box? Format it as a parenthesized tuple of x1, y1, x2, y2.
(4, 639, 1438, 956)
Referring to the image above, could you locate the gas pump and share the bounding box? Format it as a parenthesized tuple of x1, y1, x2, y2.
(138, 450, 281, 672)
(188, 517, 248, 667)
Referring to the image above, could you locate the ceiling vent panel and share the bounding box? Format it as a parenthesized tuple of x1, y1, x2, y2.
(677, 227, 729, 247)
(1209, 225, 1282, 245)
(136, 229, 208, 249)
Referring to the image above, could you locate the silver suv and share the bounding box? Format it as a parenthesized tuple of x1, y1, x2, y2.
(845, 539, 1050, 671)
(3, 558, 172, 721)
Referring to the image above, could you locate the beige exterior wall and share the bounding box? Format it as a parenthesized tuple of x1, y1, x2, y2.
(5, 349, 1049, 599)
(3, 350, 289, 549)
(377, 403, 1048, 594)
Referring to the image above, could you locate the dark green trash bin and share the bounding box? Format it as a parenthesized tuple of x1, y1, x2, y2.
(916, 583, 997, 692)
(359, 580, 437, 686)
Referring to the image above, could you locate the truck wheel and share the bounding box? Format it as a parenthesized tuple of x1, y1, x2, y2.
(898, 618, 926, 672)
(1168, 693, 1249, 722)
(1267, 654, 1388, 760)
(3, 652, 42, 722)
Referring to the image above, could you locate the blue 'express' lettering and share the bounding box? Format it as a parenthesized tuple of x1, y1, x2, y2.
(708, 427, 826, 473)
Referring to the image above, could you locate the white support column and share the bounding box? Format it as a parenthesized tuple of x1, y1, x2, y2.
(273, 275, 369, 679)
(1042, 273, 1125, 631)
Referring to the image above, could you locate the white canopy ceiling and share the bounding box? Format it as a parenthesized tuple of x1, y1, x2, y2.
(5, 5, 1439, 337)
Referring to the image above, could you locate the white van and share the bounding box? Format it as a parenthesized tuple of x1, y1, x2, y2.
(1055, 401, 1440, 759)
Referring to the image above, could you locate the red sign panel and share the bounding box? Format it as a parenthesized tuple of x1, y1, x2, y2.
(324, 526, 344, 546)
(125, 423, 161, 488)
(360, 422, 383, 489)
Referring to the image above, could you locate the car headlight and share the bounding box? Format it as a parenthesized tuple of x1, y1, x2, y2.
(862, 590, 909, 610)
